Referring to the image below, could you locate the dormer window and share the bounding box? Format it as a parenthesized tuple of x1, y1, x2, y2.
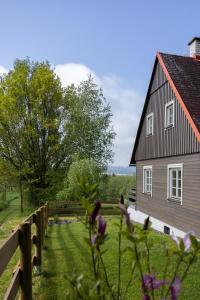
(146, 113, 153, 136)
(165, 100, 174, 128)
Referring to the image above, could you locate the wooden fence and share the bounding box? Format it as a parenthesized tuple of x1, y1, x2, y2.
(0, 202, 48, 300)
(0, 198, 134, 299)
(48, 201, 121, 217)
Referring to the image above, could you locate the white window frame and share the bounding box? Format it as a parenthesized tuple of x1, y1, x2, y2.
(143, 166, 152, 197)
(167, 163, 183, 205)
(165, 100, 175, 128)
(146, 113, 154, 136)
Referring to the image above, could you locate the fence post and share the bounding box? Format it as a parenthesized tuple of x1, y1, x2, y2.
(41, 207, 44, 245)
(19, 222, 32, 300)
(35, 209, 42, 274)
(45, 202, 48, 230)
(46, 202, 49, 229)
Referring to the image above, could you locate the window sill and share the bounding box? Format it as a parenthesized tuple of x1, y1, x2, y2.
(146, 133, 153, 137)
(143, 192, 152, 197)
(167, 198, 181, 204)
(165, 124, 174, 130)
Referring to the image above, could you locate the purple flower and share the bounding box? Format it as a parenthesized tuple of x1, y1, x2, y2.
(170, 278, 181, 300)
(118, 203, 132, 231)
(89, 201, 101, 225)
(91, 216, 107, 246)
(91, 234, 97, 246)
(142, 274, 165, 295)
(98, 216, 106, 238)
(183, 231, 195, 252)
(143, 296, 151, 300)
(172, 231, 195, 252)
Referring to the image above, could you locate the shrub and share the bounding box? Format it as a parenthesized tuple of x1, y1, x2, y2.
(57, 157, 104, 201)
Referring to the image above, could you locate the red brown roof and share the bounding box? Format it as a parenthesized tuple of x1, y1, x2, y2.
(130, 52, 200, 165)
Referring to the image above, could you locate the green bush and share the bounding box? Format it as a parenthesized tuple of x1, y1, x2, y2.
(99, 175, 135, 202)
(57, 157, 103, 201)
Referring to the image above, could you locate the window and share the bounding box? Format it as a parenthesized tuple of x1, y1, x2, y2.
(165, 100, 174, 128)
(143, 166, 152, 196)
(146, 113, 153, 136)
(167, 164, 183, 204)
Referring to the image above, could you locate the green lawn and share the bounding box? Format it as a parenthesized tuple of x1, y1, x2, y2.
(0, 192, 34, 245)
(1, 198, 200, 300)
(0, 192, 35, 299)
(33, 218, 200, 300)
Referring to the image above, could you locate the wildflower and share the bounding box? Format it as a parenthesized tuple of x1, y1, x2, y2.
(91, 216, 106, 246)
(170, 278, 181, 300)
(91, 234, 97, 246)
(89, 201, 101, 225)
(142, 274, 165, 291)
(143, 296, 151, 300)
(118, 203, 132, 231)
(172, 231, 195, 252)
(183, 231, 195, 252)
(98, 216, 107, 238)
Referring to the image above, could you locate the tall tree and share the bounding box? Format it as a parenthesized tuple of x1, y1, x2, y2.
(0, 59, 66, 205)
(64, 77, 115, 168)
(0, 61, 115, 205)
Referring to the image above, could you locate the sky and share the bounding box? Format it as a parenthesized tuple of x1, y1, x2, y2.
(0, 1, 200, 166)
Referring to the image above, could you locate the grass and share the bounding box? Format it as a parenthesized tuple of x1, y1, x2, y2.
(33, 217, 200, 300)
(0, 191, 35, 299)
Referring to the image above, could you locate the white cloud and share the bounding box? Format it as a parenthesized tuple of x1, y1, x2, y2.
(100, 75, 143, 166)
(0, 65, 8, 75)
(54, 63, 96, 87)
(54, 62, 143, 166)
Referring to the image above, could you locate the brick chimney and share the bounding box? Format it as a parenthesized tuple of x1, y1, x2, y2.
(188, 37, 200, 59)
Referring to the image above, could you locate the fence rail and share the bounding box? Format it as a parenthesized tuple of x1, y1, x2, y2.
(0, 202, 49, 300)
(48, 201, 120, 216)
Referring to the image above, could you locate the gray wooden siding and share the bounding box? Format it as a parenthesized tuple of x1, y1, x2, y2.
(150, 62, 167, 94)
(135, 63, 200, 161)
(136, 154, 200, 235)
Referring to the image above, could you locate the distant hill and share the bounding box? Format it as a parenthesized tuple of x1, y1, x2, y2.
(107, 165, 135, 176)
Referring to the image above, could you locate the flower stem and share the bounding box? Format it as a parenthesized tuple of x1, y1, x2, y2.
(164, 254, 183, 299)
(145, 240, 155, 300)
(117, 215, 123, 300)
(89, 226, 97, 279)
(160, 250, 170, 299)
(99, 251, 116, 300)
(181, 252, 197, 283)
(122, 262, 136, 299)
(134, 243, 149, 299)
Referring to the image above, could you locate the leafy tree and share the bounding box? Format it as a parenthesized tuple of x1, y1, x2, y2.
(0, 59, 67, 205)
(57, 157, 103, 201)
(0, 61, 115, 205)
(100, 175, 136, 201)
(63, 77, 115, 168)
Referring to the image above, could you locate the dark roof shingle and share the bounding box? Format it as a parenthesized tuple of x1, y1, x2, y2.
(160, 53, 200, 132)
